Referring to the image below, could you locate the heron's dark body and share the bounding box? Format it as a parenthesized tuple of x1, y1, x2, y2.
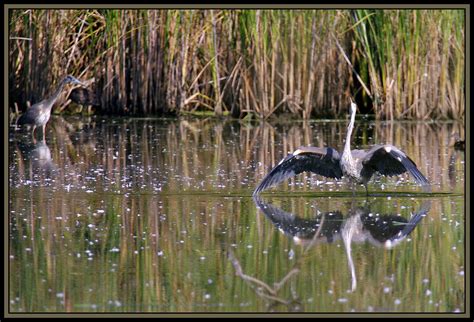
(18, 101, 52, 128)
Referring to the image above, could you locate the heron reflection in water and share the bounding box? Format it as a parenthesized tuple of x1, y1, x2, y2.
(252, 195, 431, 292)
(17, 75, 86, 142)
(17, 140, 56, 180)
(254, 99, 430, 195)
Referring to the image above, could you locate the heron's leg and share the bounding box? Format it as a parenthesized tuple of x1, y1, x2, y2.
(42, 125, 46, 142)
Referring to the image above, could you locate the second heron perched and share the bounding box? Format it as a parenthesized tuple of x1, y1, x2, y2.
(253, 99, 430, 195)
(17, 75, 86, 141)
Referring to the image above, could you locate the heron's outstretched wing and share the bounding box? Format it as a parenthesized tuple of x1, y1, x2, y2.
(253, 146, 342, 195)
(361, 145, 429, 186)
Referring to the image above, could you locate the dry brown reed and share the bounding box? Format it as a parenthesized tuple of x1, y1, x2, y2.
(8, 9, 465, 120)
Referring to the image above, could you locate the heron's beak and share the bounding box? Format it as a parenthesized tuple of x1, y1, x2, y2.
(70, 76, 87, 87)
(76, 80, 88, 87)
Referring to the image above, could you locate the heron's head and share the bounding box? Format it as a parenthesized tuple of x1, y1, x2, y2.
(64, 75, 86, 87)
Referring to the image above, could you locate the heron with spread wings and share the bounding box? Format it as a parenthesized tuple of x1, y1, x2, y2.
(253, 100, 430, 195)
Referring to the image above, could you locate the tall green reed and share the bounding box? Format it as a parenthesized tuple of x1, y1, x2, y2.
(8, 9, 465, 120)
(350, 9, 464, 120)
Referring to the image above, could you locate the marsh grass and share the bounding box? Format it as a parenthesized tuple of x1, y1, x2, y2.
(350, 10, 465, 120)
(8, 9, 465, 120)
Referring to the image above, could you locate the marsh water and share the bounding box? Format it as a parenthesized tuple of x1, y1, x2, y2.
(8, 116, 465, 313)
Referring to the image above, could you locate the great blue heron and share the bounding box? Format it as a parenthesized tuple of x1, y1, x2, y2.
(253, 99, 430, 195)
(17, 75, 86, 141)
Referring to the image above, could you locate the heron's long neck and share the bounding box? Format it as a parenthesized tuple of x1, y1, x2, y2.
(45, 80, 67, 110)
(342, 109, 356, 159)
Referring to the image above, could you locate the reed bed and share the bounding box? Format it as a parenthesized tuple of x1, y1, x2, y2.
(350, 9, 465, 120)
(8, 9, 465, 120)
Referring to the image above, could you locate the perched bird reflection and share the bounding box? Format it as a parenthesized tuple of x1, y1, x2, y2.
(18, 140, 56, 179)
(253, 195, 431, 292)
(448, 150, 465, 190)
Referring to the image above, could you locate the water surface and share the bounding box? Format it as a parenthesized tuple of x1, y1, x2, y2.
(8, 116, 465, 313)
